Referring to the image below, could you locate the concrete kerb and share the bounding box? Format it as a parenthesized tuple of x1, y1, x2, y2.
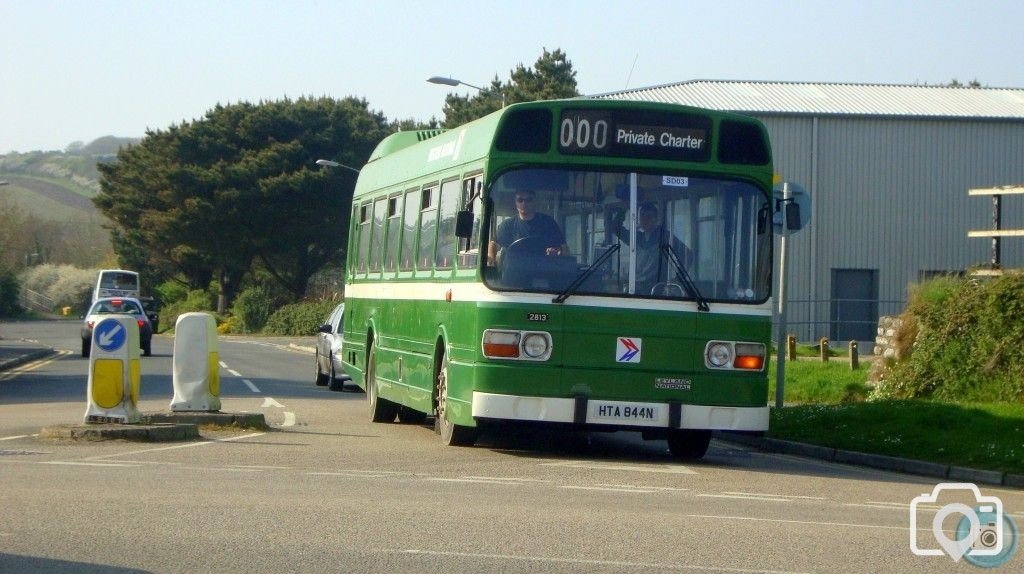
(714, 431, 1020, 489)
(40, 423, 200, 442)
(0, 347, 56, 372)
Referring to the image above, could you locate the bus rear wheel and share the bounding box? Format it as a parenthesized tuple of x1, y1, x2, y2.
(435, 350, 477, 446)
(366, 344, 398, 423)
(667, 429, 711, 460)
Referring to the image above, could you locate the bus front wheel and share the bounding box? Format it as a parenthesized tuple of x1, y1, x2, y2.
(667, 429, 711, 460)
(366, 344, 398, 423)
(435, 350, 477, 447)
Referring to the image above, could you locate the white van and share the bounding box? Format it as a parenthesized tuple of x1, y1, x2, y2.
(92, 269, 140, 302)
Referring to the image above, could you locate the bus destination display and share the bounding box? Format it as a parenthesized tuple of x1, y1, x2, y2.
(558, 109, 711, 162)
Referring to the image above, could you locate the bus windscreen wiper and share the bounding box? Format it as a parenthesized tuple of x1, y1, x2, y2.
(553, 244, 620, 304)
(660, 244, 710, 312)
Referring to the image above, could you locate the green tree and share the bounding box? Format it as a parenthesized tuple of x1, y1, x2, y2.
(95, 97, 391, 311)
(441, 48, 579, 128)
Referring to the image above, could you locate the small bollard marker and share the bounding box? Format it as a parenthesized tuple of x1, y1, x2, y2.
(84, 316, 141, 424)
(170, 312, 221, 412)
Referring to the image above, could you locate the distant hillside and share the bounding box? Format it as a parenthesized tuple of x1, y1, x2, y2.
(0, 135, 138, 220)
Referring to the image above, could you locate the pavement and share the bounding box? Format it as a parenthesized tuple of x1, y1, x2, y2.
(1, 337, 1020, 488)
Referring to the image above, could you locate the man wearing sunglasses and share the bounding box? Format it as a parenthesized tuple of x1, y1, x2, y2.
(487, 189, 569, 266)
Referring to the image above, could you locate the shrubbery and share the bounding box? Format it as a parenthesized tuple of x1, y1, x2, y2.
(159, 289, 217, 333)
(230, 287, 275, 333)
(263, 299, 337, 336)
(0, 266, 21, 317)
(19, 264, 95, 312)
(875, 273, 1024, 402)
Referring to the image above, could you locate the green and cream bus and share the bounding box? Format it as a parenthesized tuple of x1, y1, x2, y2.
(341, 99, 774, 458)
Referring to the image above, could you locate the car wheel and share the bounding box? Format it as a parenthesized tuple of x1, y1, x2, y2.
(435, 348, 477, 446)
(142, 340, 152, 357)
(366, 344, 398, 422)
(667, 429, 711, 460)
(327, 359, 345, 392)
(81, 338, 91, 358)
(314, 350, 328, 386)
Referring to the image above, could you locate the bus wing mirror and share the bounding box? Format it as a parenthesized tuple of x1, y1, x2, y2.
(455, 210, 474, 238)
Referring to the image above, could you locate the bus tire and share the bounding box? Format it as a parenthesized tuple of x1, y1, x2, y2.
(435, 349, 477, 447)
(366, 344, 398, 423)
(667, 429, 711, 460)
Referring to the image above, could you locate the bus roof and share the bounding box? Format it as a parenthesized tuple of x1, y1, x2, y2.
(353, 98, 772, 199)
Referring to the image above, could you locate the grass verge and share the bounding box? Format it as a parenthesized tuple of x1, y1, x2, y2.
(769, 401, 1024, 475)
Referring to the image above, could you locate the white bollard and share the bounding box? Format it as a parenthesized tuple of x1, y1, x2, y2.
(84, 316, 141, 424)
(170, 312, 221, 412)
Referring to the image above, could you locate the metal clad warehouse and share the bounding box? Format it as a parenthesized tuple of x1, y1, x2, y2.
(596, 81, 1024, 343)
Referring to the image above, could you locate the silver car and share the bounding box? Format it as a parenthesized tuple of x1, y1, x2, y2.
(314, 302, 351, 391)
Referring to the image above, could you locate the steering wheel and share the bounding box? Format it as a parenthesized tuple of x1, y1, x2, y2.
(505, 235, 549, 257)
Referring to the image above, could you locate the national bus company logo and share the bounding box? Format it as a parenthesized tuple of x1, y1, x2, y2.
(616, 337, 641, 363)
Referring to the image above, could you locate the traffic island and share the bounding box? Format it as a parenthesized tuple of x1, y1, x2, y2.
(141, 411, 268, 430)
(39, 422, 199, 442)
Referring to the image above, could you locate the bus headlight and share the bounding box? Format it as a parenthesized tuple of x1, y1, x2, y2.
(706, 342, 733, 368)
(705, 341, 765, 371)
(482, 329, 552, 361)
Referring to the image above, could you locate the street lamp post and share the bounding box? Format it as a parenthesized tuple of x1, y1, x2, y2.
(315, 159, 361, 174)
(427, 76, 505, 108)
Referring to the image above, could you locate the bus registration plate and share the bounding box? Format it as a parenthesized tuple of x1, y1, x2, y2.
(589, 401, 665, 427)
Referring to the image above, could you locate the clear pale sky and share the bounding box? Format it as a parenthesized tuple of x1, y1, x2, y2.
(2, 0, 1022, 154)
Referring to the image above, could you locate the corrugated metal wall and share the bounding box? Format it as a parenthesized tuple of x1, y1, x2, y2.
(758, 115, 1024, 341)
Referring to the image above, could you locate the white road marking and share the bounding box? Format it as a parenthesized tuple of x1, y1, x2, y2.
(227, 368, 242, 377)
(596, 483, 690, 492)
(242, 379, 260, 393)
(427, 477, 524, 486)
(540, 460, 697, 474)
(697, 494, 791, 502)
(462, 476, 551, 483)
(0, 435, 32, 441)
(307, 471, 399, 478)
(561, 485, 658, 494)
(389, 549, 808, 573)
(684, 513, 905, 531)
(721, 491, 826, 500)
(43, 461, 140, 468)
(261, 397, 284, 408)
(83, 432, 266, 460)
(219, 361, 228, 368)
(282, 412, 296, 427)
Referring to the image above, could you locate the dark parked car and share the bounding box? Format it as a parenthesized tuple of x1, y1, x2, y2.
(81, 297, 153, 357)
(315, 302, 351, 391)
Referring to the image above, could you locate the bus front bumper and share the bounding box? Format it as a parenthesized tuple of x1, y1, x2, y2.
(471, 391, 768, 431)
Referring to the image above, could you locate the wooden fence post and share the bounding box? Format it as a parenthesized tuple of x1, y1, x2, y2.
(786, 335, 797, 361)
(819, 337, 830, 362)
(849, 340, 859, 370)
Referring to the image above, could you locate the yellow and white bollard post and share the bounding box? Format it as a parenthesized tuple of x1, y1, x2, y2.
(84, 316, 141, 424)
(170, 312, 221, 412)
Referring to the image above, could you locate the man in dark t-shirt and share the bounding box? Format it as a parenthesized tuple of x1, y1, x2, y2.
(487, 190, 569, 265)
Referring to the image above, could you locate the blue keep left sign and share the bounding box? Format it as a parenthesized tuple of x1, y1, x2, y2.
(94, 319, 127, 352)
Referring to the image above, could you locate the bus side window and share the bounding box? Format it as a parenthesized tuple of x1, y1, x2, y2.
(357, 203, 372, 274)
(459, 176, 483, 268)
(400, 188, 420, 271)
(434, 179, 460, 269)
(384, 194, 402, 272)
(347, 203, 360, 279)
(417, 186, 438, 271)
(369, 198, 387, 273)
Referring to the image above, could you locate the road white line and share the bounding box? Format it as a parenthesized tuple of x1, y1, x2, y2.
(242, 379, 260, 393)
(282, 412, 296, 427)
(721, 491, 826, 500)
(540, 460, 697, 474)
(684, 513, 905, 531)
(227, 368, 242, 377)
(0, 435, 32, 441)
(83, 432, 267, 460)
(427, 478, 524, 486)
(389, 549, 808, 573)
(261, 397, 284, 408)
(43, 461, 140, 468)
(561, 485, 658, 494)
(225, 464, 292, 470)
(595, 483, 690, 492)
(462, 476, 551, 483)
(697, 494, 791, 502)
(307, 472, 397, 478)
